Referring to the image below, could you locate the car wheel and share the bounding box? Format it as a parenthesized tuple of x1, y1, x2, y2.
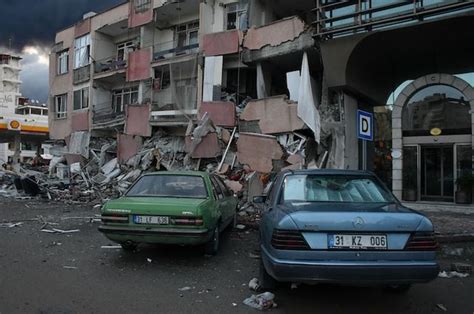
(204, 225, 220, 255)
(386, 284, 412, 293)
(259, 260, 277, 290)
(120, 242, 137, 252)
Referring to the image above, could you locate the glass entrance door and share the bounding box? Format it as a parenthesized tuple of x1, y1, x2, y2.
(421, 145, 454, 202)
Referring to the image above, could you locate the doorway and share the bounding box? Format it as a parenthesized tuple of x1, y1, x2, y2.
(420, 145, 454, 202)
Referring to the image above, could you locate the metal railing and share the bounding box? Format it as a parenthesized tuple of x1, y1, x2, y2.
(313, 0, 474, 38)
(94, 56, 127, 74)
(73, 65, 91, 84)
(92, 103, 125, 125)
(153, 40, 199, 62)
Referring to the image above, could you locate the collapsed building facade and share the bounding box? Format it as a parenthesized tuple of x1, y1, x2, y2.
(48, 0, 474, 205)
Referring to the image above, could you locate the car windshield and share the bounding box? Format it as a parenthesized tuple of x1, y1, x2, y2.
(126, 175, 208, 199)
(282, 175, 395, 203)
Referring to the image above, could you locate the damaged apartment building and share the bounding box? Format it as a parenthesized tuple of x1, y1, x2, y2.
(49, 0, 474, 204)
(48, 0, 340, 194)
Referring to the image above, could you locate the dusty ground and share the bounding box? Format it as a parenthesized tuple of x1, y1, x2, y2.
(0, 198, 473, 314)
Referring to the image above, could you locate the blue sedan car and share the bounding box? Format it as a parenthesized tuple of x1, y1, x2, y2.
(257, 169, 439, 291)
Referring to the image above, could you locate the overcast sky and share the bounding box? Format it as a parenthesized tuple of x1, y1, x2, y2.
(0, 0, 124, 103)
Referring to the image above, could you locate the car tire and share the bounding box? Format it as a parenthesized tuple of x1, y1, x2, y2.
(259, 260, 277, 290)
(386, 284, 412, 293)
(120, 242, 137, 252)
(204, 225, 220, 255)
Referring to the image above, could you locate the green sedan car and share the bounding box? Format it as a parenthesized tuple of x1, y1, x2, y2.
(98, 171, 238, 255)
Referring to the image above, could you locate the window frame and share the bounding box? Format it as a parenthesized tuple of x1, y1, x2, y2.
(117, 40, 136, 61)
(54, 94, 67, 119)
(112, 86, 139, 113)
(73, 88, 89, 111)
(175, 21, 199, 49)
(225, 2, 247, 30)
(57, 50, 69, 75)
(74, 34, 90, 69)
(154, 66, 171, 90)
(210, 176, 224, 200)
(134, 0, 151, 14)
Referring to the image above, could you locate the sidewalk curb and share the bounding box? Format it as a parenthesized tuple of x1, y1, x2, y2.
(436, 233, 474, 243)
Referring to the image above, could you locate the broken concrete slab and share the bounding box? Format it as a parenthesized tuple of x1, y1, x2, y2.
(243, 16, 306, 50)
(126, 104, 151, 137)
(237, 133, 284, 173)
(185, 133, 221, 159)
(199, 101, 236, 127)
(240, 96, 305, 134)
(118, 134, 143, 164)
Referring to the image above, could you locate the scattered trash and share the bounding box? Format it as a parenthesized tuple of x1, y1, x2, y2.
(249, 278, 261, 292)
(443, 247, 464, 256)
(235, 224, 246, 230)
(436, 304, 447, 312)
(243, 292, 277, 311)
(63, 266, 78, 270)
(0, 222, 23, 228)
(451, 262, 472, 274)
(232, 303, 238, 307)
(147, 258, 152, 263)
(178, 286, 192, 292)
(290, 283, 299, 290)
(41, 228, 80, 234)
(249, 252, 260, 259)
(438, 271, 470, 278)
(101, 245, 122, 249)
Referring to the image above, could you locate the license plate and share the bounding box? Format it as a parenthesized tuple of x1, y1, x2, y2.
(329, 234, 387, 249)
(133, 215, 169, 225)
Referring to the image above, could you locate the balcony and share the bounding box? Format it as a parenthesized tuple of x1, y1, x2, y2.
(94, 57, 127, 74)
(92, 104, 125, 129)
(152, 40, 199, 64)
(73, 65, 91, 85)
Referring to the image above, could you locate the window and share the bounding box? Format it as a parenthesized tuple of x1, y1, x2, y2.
(126, 175, 208, 199)
(73, 88, 89, 110)
(175, 21, 199, 50)
(117, 40, 136, 61)
(226, 2, 248, 30)
(154, 66, 171, 90)
(210, 177, 224, 200)
(215, 176, 232, 197)
(54, 94, 67, 119)
(282, 175, 395, 204)
(113, 86, 139, 113)
(74, 34, 90, 69)
(134, 0, 151, 13)
(57, 50, 69, 75)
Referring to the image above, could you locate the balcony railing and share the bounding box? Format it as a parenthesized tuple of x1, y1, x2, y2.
(153, 40, 199, 62)
(94, 56, 127, 74)
(92, 104, 125, 125)
(73, 65, 91, 84)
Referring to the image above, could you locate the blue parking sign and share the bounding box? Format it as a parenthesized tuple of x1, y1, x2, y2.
(357, 110, 373, 141)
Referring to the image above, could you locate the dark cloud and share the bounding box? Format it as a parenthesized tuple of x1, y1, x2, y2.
(0, 0, 125, 50)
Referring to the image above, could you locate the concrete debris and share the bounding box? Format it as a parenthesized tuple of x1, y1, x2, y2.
(101, 245, 122, 249)
(436, 304, 447, 312)
(178, 286, 192, 291)
(0, 222, 23, 228)
(41, 228, 80, 234)
(243, 292, 277, 311)
(248, 278, 261, 291)
(438, 271, 470, 278)
(63, 266, 78, 270)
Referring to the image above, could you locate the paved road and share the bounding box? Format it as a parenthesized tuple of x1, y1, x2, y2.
(0, 198, 473, 314)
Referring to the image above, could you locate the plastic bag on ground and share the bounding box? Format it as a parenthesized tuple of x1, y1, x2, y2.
(243, 292, 276, 310)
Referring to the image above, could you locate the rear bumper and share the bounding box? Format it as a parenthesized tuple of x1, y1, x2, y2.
(98, 225, 211, 245)
(261, 245, 439, 285)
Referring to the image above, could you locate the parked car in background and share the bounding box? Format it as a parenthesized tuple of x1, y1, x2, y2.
(98, 171, 238, 255)
(257, 169, 439, 291)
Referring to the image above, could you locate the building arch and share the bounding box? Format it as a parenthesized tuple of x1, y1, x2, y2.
(391, 73, 474, 200)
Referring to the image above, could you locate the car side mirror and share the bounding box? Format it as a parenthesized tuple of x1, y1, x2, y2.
(253, 195, 266, 204)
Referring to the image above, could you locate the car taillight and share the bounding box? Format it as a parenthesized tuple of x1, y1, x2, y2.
(271, 229, 310, 250)
(101, 214, 129, 224)
(405, 232, 438, 251)
(171, 217, 204, 226)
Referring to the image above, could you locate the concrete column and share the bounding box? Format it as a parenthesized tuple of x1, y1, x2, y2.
(343, 92, 358, 170)
(11, 133, 21, 172)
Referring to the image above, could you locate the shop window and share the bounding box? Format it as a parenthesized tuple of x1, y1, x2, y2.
(402, 84, 471, 136)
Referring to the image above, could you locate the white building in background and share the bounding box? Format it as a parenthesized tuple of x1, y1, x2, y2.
(0, 53, 49, 165)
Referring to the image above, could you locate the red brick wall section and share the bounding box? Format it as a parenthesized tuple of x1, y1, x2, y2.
(71, 111, 90, 132)
(126, 104, 151, 137)
(74, 18, 91, 38)
(127, 48, 152, 82)
(199, 102, 236, 127)
(128, 1, 154, 28)
(118, 133, 143, 164)
(202, 30, 242, 56)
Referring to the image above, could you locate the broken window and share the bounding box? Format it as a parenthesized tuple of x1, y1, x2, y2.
(74, 34, 90, 69)
(117, 40, 137, 61)
(175, 21, 199, 51)
(73, 88, 89, 110)
(154, 66, 171, 90)
(57, 50, 69, 75)
(113, 86, 139, 113)
(134, 0, 151, 13)
(54, 94, 67, 119)
(226, 2, 248, 30)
